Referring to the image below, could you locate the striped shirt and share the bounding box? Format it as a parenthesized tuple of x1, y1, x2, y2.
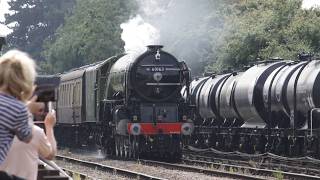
(0, 93, 32, 164)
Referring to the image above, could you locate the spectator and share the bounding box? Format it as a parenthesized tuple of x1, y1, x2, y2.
(0, 107, 57, 180)
(0, 50, 36, 165)
(32, 103, 46, 122)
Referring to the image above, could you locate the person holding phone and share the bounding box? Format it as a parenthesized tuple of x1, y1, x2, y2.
(0, 101, 57, 180)
(0, 50, 57, 180)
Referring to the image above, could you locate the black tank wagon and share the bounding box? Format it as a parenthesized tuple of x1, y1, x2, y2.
(187, 55, 320, 158)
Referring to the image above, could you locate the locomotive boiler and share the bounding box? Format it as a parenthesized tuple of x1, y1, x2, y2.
(187, 55, 320, 157)
(55, 45, 193, 160)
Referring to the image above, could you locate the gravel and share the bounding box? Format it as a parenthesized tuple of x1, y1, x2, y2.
(56, 149, 235, 180)
(55, 159, 130, 180)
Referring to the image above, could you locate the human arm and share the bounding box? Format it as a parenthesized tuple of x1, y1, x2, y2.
(43, 110, 57, 160)
(14, 106, 32, 143)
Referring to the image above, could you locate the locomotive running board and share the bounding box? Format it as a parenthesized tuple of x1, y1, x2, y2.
(241, 122, 266, 128)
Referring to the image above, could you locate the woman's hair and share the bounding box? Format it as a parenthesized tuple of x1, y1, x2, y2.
(0, 50, 37, 102)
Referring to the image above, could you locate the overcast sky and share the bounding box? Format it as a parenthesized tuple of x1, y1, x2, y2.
(0, 0, 10, 36)
(302, 0, 320, 8)
(1, 0, 320, 36)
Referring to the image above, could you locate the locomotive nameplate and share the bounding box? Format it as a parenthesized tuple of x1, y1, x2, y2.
(146, 67, 166, 72)
(141, 64, 175, 72)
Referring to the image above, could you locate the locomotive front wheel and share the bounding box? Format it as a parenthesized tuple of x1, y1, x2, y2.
(132, 142, 137, 159)
(132, 137, 139, 159)
(120, 138, 124, 158)
(115, 138, 120, 157)
(124, 139, 131, 159)
(124, 142, 128, 159)
(127, 142, 132, 158)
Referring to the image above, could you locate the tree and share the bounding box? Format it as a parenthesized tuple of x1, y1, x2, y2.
(4, 0, 74, 61)
(208, 0, 320, 71)
(43, 0, 137, 73)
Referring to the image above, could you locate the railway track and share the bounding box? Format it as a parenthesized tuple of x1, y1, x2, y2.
(57, 148, 320, 179)
(182, 157, 320, 180)
(55, 155, 165, 180)
(57, 151, 265, 179)
(183, 146, 320, 179)
(62, 168, 94, 180)
(138, 159, 266, 180)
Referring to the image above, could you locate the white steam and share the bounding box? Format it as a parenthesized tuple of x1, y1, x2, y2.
(120, 0, 221, 75)
(120, 15, 160, 53)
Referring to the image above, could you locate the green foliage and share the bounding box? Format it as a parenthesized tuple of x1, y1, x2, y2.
(42, 0, 137, 73)
(5, 0, 320, 74)
(5, 0, 74, 61)
(209, 0, 320, 71)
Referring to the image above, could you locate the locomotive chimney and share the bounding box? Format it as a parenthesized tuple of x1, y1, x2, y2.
(298, 52, 313, 61)
(147, 45, 163, 52)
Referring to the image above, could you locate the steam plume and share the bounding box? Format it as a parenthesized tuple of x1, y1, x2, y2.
(120, 15, 160, 53)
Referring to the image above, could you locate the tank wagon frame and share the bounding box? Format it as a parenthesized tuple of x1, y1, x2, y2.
(187, 56, 320, 158)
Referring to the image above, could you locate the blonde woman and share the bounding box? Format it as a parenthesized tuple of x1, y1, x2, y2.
(0, 50, 36, 165)
(0, 50, 57, 180)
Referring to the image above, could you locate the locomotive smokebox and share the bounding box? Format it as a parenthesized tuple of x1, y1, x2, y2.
(147, 45, 164, 52)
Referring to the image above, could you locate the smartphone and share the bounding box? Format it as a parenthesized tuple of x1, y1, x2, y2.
(48, 102, 53, 113)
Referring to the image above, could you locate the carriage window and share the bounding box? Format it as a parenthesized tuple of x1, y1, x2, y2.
(70, 84, 73, 106)
(64, 84, 67, 106)
(68, 84, 71, 106)
(76, 83, 78, 106)
(65, 84, 67, 106)
(78, 82, 80, 106)
(61, 84, 65, 106)
(63, 84, 66, 106)
(79, 82, 81, 105)
(74, 83, 77, 106)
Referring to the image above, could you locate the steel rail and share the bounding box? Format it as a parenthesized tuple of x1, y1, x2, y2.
(185, 153, 320, 175)
(183, 147, 320, 171)
(138, 159, 266, 180)
(62, 168, 94, 180)
(182, 157, 320, 180)
(56, 155, 166, 180)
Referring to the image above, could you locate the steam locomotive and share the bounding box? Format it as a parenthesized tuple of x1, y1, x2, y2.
(55, 45, 194, 159)
(186, 55, 320, 158)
